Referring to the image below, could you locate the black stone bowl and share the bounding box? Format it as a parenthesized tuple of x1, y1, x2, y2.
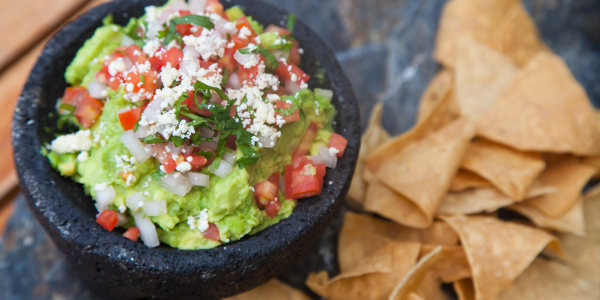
(11, 0, 360, 298)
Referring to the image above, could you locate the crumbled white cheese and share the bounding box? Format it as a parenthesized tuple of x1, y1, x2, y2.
(187, 209, 209, 231)
(108, 57, 127, 76)
(77, 151, 89, 162)
(328, 147, 340, 156)
(176, 161, 192, 173)
(49, 130, 92, 154)
(182, 30, 227, 61)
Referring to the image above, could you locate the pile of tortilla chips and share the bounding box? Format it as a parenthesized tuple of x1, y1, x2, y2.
(226, 0, 600, 299)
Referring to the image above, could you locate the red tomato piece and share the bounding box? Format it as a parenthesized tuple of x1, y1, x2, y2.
(265, 24, 291, 36)
(289, 41, 301, 66)
(61, 86, 88, 107)
(235, 16, 257, 39)
(329, 133, 347, 158)
(125, 44, 146, 65)
(226, 134, 237, 150)
(206, 0, 226, 19)
(118, 106, 144, 131)
(265, 197, 281, 218)
(231, 34, 250, 49)
(283, 110, 300, 124)
(186, 154, 208, 170)
(124, 71, 158, 95)
(150, 47, 183, 70)
(219, 46, 237, 72)
(182, 90, 212, 116)
(254, 180, 278, 207)
(292, 122, 319, 158)
(122, 227, 140, 241)
(63, 87, 104, 129)
(268, 172, 280, 185)
(203, 222, 220, 241)
(96, 210, 118, 231)
(275, 100, 293, 109)
(284, 156, 326, 199)
(237, 57, 263, 85)
(275, 61, 310, 83)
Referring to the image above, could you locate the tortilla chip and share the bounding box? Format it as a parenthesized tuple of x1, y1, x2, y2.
(365, 88, 459, 173)
(453, 279, 475, 300)
(405, 293, 425, 300)
(348, 102, 390, 206)
(449, 170, 492, 192)
(460, 139, 545, 200)
(421, 244, 472, 283)
(418, 221, 459, 246)
(508, 197, 585, 236)
(454, 37, 517, 118)
(441, 215, 565, 300)
(364, 179, 432, 228)
(437, 188, 516, 215)
(417, 69, 455, 123)
(375, 118, 475, 227)
(525, 158, 595, 218)
(338, 212, 420, 272)
(476, 52, 600, 155)
(224, 279, 310, 300)
(491, 2, 548, 66)
(497, 188, 600, 300)
(389, 246, 444, 300)
(582, 155, 600, 179)
(306, 241, 421, 300)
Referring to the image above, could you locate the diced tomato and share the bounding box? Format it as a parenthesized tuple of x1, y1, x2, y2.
(275, 61, 310, 83)
(268, 172, 280, 185)
(96, 210, 119, 231)
(108, 76, 123, 90)
(329, 133, 347, 158)
(122, 227, 140, 241)
(186, 154, 208, 170)
(283, 110, 300, 124)
(235, 16, 257, 39)
(292, 122, 319, 158)
(206, 0, 226, 19)
(124, 71, 158, 96)
(182, 90, 212, 116)
(162, 157, 177, 173)
(118, 106, 144, 131)
(231, 34, 250, 49)
(150, 47, 183, 71)
(289, 41, 301, 66)
(237, 57, 263, 85)
(124, 44, 147, 65)
(265, 197, 281, 218)
(61, 86, 88, 107)
(284, 156, 327, 199)
(254, 180, 278, 207)
(265, 24, 291, 36)
(219, 46, 237, 71)
(275, 100, 293, 109)
(61, 87, 104, 129)
(96, 65, 111, 85)
(176, 9, 193, 36)
(203, 222, 220, 241)
(226, 134, 237, 150)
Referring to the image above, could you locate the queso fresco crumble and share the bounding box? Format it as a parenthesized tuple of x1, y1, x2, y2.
(44, 0, 348, 249)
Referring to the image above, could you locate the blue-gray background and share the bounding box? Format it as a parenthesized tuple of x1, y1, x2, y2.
(2, 0, 600, 298)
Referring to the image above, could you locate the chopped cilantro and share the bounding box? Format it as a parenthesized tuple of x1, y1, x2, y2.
(102, 14, 114, 25)
(160, 15, 215, 45)
(143, 135, 167, 144)
(287, 13, 297, 32)
(238, 46, 280, 69)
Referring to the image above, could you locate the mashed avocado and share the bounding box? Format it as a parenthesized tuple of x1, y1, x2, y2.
(47, 2, 337, 250)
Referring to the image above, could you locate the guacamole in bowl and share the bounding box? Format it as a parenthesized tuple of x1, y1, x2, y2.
(43, 0, 347, 250)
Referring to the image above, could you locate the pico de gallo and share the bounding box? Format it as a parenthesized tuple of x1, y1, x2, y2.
(44, 0, 346, 249)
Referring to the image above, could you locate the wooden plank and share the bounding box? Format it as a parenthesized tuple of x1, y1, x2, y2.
(0, 0, 90, 72)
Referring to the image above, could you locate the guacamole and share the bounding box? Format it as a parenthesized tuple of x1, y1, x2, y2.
(46, 0, 346, 249)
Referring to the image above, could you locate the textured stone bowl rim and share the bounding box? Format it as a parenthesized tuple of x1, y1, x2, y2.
(11, 0, 360, 297)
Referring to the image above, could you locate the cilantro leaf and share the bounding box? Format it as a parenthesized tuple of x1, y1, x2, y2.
(287, 13, 297, 32)
(143, 135, 166, 144)
(238, 46, 279, 69)
(162, 15, 215, 45)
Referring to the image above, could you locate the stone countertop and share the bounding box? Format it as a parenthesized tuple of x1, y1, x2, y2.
(2, 0, 600, 299)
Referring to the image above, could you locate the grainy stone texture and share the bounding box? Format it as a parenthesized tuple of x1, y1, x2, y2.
(3, 0, 600, 299)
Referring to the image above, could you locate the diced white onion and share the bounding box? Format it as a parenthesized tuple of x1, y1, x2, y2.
(189, 0, 206, 12)
(88, 80, 107, 99)
(272, 50, 289, 61)
(121, 34, 135, 47)
(165, 142, 184, 155)
(123, 57, 134, 71)
(312, 146, 337, 168)
(165, 0, 188, 12)
(212, 160, 233, 178)
(222, 151, 235, 164)
(126, 192, 146, 212)
(116, 213, 129, 226)
(134, 126, 148, 139)
(134, 213, 160, 248)
(143, 200, 167, 217)
(95, 185, 115, 212)
(213, 17, 236, 36)
(285, 80, 301, 94)
(121, 130, 151, 162)
(234, 51, 257, 67)
(315, 88, 334, 100)
(227, 72, 241, 89)
(160, 172, 192, 196)
(188, 172, 210, 186)
(141, 96, 164, 123)
(258, 135, 276, 148)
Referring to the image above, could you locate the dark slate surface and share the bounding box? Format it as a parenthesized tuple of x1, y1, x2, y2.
(3, 0, 600, 299)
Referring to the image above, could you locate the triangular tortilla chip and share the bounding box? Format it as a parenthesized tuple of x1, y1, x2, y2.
(582, 155, 600, 179)
(491, 2, 548, 66)
(508, 197, 585, 236)
(454, 37, 517, 118)
(453, 279, 475, 300)
(348, 102, 390, 207)
(417, 69, 455, 123)
(421, 244, 471, 283)
(365, 88, 459, 173)
(476, 52, 600, 155)
(306, 241, 421, 300)
(376, 118, 475, 227)
(450, 170, 492, 192)
(460, 139, 545, 200)
(224, 279, 310, 300)
(497, 189, 600, 299)
(418, 221, 459, 246)
(364, 179, 432, 228)
(441, 215, 565, 300)
(389, 246, 444, 300)
(525, 158, 595, 217)
(338, 212, 420, 272)
(437, 188, 515, 215)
